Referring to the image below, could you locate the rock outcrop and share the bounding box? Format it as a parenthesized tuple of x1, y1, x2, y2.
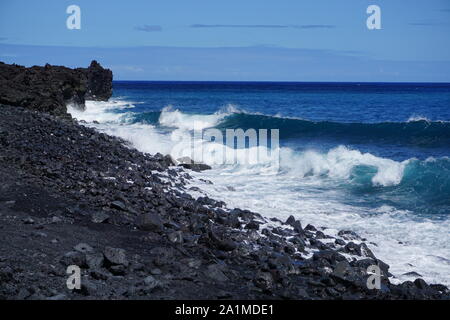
(0, 61, 112, 116)
(83, 60, 113, 101)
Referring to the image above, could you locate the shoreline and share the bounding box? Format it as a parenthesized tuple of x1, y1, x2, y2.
(1, 104, 449, 299)
(0, 61, 448, 300)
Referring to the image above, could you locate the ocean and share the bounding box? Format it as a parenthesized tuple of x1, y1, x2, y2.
(68, 81, 450, 285)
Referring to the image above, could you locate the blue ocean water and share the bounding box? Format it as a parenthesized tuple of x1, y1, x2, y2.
(111, 81, 450, 216)
(69, 81, 450, 284)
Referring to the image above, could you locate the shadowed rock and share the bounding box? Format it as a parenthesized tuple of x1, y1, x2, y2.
(0, 60, 112, 116)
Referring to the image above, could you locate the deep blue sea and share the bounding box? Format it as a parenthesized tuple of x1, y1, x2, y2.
(68, 81, 450, 285)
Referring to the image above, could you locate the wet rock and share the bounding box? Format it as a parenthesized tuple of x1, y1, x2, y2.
(403, 271, 422, 277)
(343, 242, 376, 259)
(285, 215, 296, 225)
(177, 158, 211, 172)
(315, 231, 327, 239)
(209, 230, 237, 252)
(331, 260, 365, 288)
(245, 221, 260, 230)
(110, 200, 127, 211)
(414, 278, 428, 290)
(338, 230, 362, 241)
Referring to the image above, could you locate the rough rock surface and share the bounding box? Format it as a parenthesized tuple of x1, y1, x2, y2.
(0, 61, 112, 116)
(83, 61, 113, 101)
(0, 104, 449, 300)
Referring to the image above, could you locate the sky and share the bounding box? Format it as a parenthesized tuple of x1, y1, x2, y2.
(0, 0, 449, 82)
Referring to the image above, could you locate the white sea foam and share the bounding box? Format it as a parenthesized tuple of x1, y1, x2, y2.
(68, 99, 137, 123)
(280, 146, 409, 187)
(68, 102, 450, 286)
(407, 115, 431, 122)
(159, 106, 227, 131)
(190, 166, 450, 286)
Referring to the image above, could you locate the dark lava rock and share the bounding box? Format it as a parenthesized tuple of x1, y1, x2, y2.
(91, 212, 110, 224)
(135, 212, 164, 232)
(343, 242, 376, 259)
(177, 157, 211, 172)
(83, 60, 113, 101)
(179, 163, 212, 172)
(109, 265, 127, 276)
(205, 264, 228, 282)
(110, 200, 127, 211)
(143, 276, 160, 289)
(86, 253, 104, 270)
(103, 247, 129, 266)
(0, 61, 112, 116)
(168, 231, 184, 244)
(254, 272, 274, 291)
(305, 224, 317, 232)
(60, 251, 86, 268)
(338, 230, 362, 241)
(403, 271, 422, 277)
(414, 278, 429, 290)
(208, 230, 237, 252)
(245, 221, 260, 230)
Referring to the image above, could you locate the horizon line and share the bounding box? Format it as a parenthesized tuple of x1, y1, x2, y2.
(112, 79, 450, 84)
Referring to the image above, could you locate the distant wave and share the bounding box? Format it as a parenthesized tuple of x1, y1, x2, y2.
(216, 113, 450, 147)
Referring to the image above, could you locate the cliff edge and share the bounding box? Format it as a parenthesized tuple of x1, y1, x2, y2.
(0, 60, 112, 116)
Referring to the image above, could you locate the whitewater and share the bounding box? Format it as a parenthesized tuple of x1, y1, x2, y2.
(68, 96, 450, 286)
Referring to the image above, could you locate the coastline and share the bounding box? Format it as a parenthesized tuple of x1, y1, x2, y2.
(0, 105, 448, 299)
(0, 62, 449, 300)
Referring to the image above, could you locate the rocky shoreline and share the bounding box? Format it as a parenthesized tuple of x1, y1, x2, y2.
(0, 62, 449, 300)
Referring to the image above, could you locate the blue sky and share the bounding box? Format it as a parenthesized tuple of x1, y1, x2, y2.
(0, 0, 449, 81)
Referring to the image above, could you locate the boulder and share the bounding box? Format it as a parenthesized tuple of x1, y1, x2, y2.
(176, 157, 211, 172)
(103, 247, 129, 266)
(135, 212, 164, 232)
